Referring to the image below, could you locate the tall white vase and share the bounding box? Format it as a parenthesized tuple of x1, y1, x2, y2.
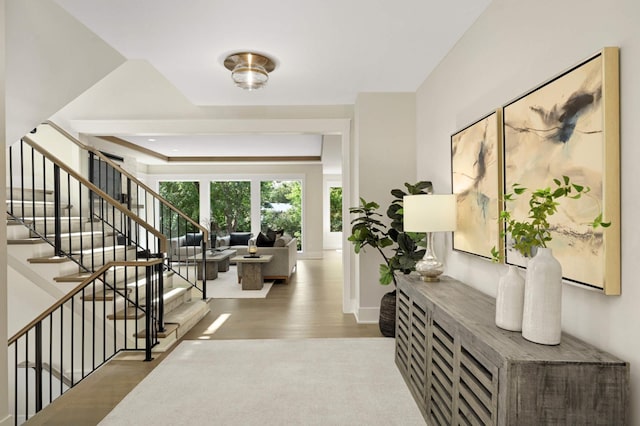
(522, 248, 563, 345)
(495, 265, 525, 331)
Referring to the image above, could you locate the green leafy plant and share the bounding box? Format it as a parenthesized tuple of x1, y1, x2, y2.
(491, 175, 610, 261)
(348, 181, 431, 285)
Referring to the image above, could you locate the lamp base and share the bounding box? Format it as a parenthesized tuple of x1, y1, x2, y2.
(416, 232, 444, 282)
(419, 274, 442, 282)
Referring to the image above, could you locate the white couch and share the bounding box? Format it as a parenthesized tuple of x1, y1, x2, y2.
(232, 236, 298, 284)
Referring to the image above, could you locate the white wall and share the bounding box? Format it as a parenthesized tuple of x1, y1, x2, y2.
(5, 0, 124, 145)
(416, 0, 639, 422)
(144, 163, 324, 259)
(1, 2, 12, 423)
(353, 93, 416, 322)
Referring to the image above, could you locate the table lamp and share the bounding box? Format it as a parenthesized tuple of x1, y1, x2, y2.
(247, 240, 258, 257)
(403, 194, 457, 282)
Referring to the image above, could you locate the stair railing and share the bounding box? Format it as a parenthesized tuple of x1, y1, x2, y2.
(8, 135, 167, 270)
(8, 258, 164, 425)
(44, 121, 210, 298)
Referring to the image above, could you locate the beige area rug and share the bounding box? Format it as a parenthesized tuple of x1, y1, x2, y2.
(205, 265, 274, 299)
(99, 338, 424, 426)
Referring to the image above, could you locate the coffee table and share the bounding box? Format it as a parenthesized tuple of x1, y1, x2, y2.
(188, 249, 236, 280)
(231, 255, 273, 290)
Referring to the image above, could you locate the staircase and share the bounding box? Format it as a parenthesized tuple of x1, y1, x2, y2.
(6, 129, 211, 425)
(6, 190, 209, 351)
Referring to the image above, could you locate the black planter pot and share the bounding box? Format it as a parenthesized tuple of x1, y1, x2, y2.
(379, 290, 396, 337)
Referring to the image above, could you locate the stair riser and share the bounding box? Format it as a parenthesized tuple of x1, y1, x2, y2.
(6, 188, 50, 202)
(105, 265, 152, 286)
(163, 292, 190, 313)
(57, 234, 112, 252)
(7, 219, 84, 239)
(29, 259, 82, 279)
(72, 247, 138, 270)
(7, 204, 70, 218)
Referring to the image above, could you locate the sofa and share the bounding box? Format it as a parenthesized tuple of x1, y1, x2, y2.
(169, 232, 209, 260)
(214, 232, 253, 256)
(219, 234, 297, 284)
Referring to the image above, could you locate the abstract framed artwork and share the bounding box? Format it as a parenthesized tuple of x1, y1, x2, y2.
(502, 47, 620, 295)
(451, 110, 502, 260)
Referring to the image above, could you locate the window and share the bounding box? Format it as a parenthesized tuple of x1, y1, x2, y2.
(329, 186, 342, 232)
(209, 181, 251, 236)
(159, 181, 200, 235)
(261, 180, 302, 250)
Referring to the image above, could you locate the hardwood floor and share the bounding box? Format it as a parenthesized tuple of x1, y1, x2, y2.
(25, 250, 381, 425)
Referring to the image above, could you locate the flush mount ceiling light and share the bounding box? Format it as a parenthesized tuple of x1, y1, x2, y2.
(224, 52, 276, 90)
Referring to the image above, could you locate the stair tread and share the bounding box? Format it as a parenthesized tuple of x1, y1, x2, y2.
(8, 237, 48, 245)
(107, 287, 188, 320)
(165, 299, 209, 324)
(28, 256, 72, 264)
(82, 288, 133, 301)
(46, 230, 115, 238)
(134, 323, 179, 339)
(107, 306, 144, 320)
(54, 263, 161, 282)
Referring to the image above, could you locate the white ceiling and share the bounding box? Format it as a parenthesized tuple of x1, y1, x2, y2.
(53, 0, 491, 163)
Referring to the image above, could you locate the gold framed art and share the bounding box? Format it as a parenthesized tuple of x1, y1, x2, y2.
(451, 110, 502, 260)
(502, 47, 620, 295)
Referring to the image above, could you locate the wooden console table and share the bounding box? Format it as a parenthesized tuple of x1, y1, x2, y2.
(395, 275, 629, 425)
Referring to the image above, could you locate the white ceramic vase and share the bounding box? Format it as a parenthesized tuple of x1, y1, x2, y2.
(495, 265, 525, 331)
(521, 247, 563, 345)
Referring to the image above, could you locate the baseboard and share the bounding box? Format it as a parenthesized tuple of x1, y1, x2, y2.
(355, 307, 379, 324)
(0, 414, 14, 426)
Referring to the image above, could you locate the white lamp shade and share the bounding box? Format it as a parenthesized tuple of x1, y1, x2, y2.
(403, 194, 457, 232)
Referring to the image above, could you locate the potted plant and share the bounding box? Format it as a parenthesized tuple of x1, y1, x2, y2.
(348, 181, 432, 337)
(492, 175, 609, 344)
(492, 175, 608, 260)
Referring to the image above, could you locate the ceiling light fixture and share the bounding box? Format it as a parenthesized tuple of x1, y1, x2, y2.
(224, 52, 276, 91)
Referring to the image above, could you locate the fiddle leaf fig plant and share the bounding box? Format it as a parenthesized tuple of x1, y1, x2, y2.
(349, 181, 432, 286)
(491, 175, 610, 261)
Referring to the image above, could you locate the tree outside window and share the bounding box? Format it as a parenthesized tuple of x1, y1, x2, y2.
(209, 181, 251, 236)
(329, 186, 343, 232)
(261, 180, 302, 250)
(159, 181, 200, 236)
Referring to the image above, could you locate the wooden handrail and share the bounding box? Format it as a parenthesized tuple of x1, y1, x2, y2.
(7, 258, 163, 346)
(21, 134, 167, 254)
(44, 121, 209, 243)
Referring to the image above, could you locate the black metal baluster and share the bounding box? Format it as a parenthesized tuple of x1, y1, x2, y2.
(25, 331, 29, 421)
(30, 146, 35, 222)
(59, 308, 63, 397)
(35, 323, 43, 413)
(70, 297, 74, 387)
(81, 288, 85, 379)
(144, 264, 153, 362)
(9, 145, 14, 214)
(53, 165, 62, 257)
(49, 315, 53, 403)
(13, 343, 18, 426)
(42, 154, 47, 237)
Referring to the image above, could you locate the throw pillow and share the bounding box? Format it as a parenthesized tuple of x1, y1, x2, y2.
(267, 228, 285, 240)
(184, 233, 203, 246)
(229, 232, 252, 246)
(256, 232, 275, 247)
(274, 234, 292, 247)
